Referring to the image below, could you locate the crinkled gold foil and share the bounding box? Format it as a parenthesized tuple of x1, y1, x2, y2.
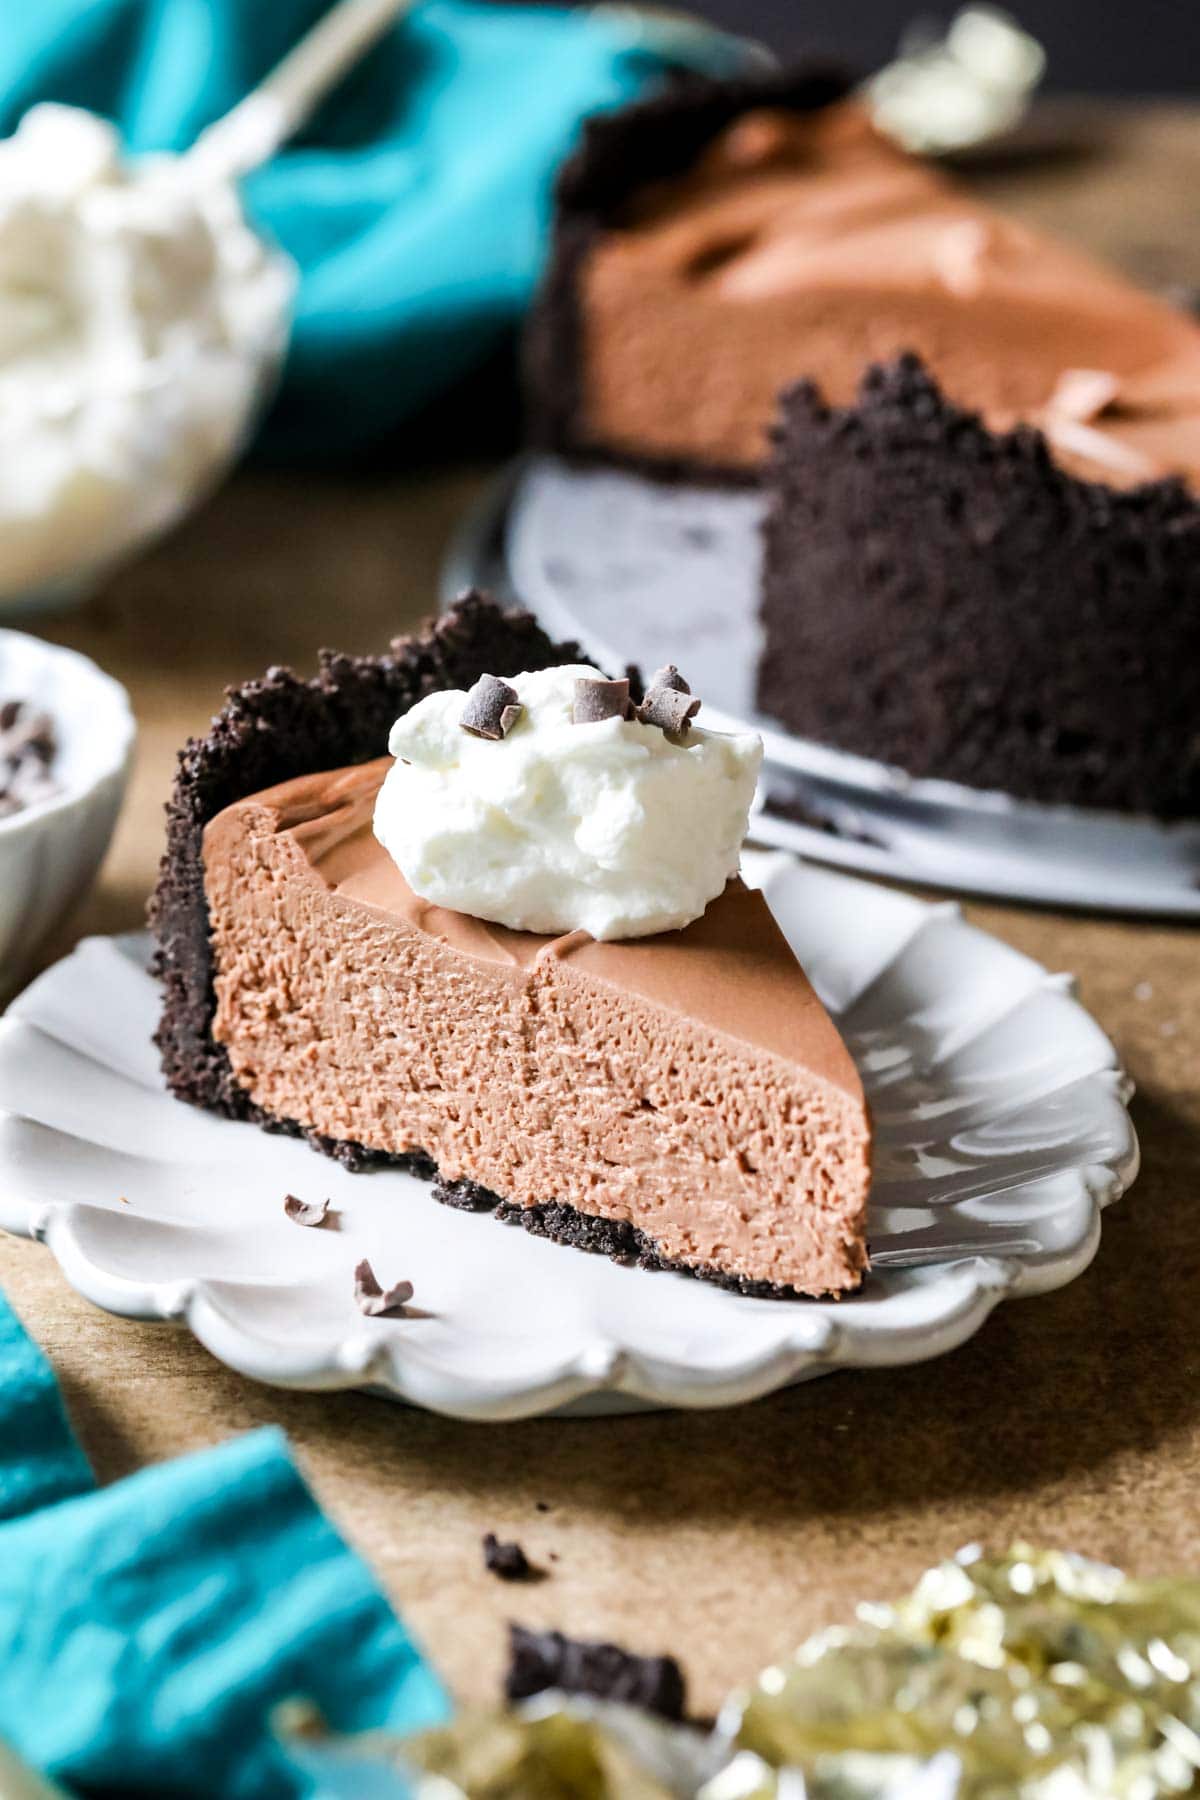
(397, 1695, 723, 1797)
(288, 1548, 1200, 1798)
(405, 1707, 666, 1797)
(729, 1544, 1200, 1796)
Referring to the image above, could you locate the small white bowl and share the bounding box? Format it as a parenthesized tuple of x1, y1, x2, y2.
(0, 630, 135, 998)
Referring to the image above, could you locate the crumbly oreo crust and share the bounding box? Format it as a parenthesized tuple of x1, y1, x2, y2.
(759, 355, 1200, 818)
(437, 1179, 813, 1301)
(150, 590, 578, 1149)
(150, 597, 822, 1300)
(522, 62, 851, 480)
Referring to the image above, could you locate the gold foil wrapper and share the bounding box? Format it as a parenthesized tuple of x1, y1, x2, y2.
(296, 1548, 1200, 1797)
(403, 1702, 695, 1798)
(727, 1544, 1200, 1797)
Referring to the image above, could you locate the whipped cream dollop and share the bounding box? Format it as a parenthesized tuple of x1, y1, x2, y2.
(0, 104, 293, 600)
(374, 664, 763, 940)
(869, 6, 1045, 155)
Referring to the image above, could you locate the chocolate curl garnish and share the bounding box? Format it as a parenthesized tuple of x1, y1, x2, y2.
(283, 1193, 330, 1229)
(572, 676, 630, 724)
(637, 679, 701, 735)
(460, 674, 523, 741)
(646, 665, 690, 695)
(0, 701, 55, 763)
(354, 1258, 414, 1318)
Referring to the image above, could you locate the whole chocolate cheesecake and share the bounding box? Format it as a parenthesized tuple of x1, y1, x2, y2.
(152, 592, 871, 1299)
(526, 68, 1200, 817)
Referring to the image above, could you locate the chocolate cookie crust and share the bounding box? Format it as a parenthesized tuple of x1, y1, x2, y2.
(431, 1175, 803, 1295)
(759, 355, 1200, 819)
(523, 62, 851, 479)
(152, 591, 848, 1299)
(151, 592, 578, 1140)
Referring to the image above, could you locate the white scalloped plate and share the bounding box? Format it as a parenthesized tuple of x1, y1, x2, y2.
(0, 855, 1137, 1420)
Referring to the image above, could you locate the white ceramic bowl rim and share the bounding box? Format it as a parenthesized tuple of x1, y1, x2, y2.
(0, 628, 135, 839)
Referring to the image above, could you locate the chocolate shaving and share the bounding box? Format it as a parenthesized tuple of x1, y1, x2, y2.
(353, 1257, 414, 1318)
(0, 700, 60, 818)
(283, 1193, 330, 1229)
(505, 1624, 686, 1721)
(637, 685, 701, 735)
(572, 676, 630, 724)
(460, 674, 523, 741)
(646, 664, 690, 696)
(482, 1533, 542, 1582)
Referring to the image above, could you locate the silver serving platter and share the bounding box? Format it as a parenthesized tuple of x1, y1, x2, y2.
(442, 457, 1200, 918)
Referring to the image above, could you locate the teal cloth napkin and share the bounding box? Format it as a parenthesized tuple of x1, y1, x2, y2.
(0, 0, 718, 457)
(0, 1293, 447, 1798)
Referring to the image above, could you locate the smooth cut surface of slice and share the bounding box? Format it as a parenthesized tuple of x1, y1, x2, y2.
(202, 759, 871, 1296)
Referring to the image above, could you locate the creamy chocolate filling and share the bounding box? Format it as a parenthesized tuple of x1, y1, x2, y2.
(202, 758, 871, 1296)
(578, 100, 1200, 488)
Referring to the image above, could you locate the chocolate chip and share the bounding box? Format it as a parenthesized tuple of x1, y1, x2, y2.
(460, 674, 523, 741)
(646, 665, 690, 696)
(2, 705, 55, 760)
(637, 685, 701, 734)
(572, 676, 630, 724)
(504, 1625, 686, 1722)
(0, 700, 60, 816)
(353, 1257, 414, 1318)
(482, 1533, 541, 1582)
(283, 1193, 330, 1228)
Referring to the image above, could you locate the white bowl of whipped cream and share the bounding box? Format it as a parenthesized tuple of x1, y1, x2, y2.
(0, 628, 135, 996)
(0, 104, 294, 615)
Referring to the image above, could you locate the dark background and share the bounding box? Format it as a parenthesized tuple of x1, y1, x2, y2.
(678, 1, 1199, 94)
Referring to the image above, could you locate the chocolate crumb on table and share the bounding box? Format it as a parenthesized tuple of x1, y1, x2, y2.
(482, 1533, 542, 1582)
(504, 1623, 686, 1720)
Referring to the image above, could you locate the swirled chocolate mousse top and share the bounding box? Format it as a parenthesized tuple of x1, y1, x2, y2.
(542, 85, 1200, 490)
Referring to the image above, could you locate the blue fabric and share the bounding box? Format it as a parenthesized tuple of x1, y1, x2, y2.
(0, 0, 703, 457)
(0, 1295, 93, 1523)
(0, 1293, 447, 1798)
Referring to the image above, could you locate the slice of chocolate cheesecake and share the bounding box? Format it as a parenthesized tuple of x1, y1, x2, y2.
(152, 595, 870, 1298)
